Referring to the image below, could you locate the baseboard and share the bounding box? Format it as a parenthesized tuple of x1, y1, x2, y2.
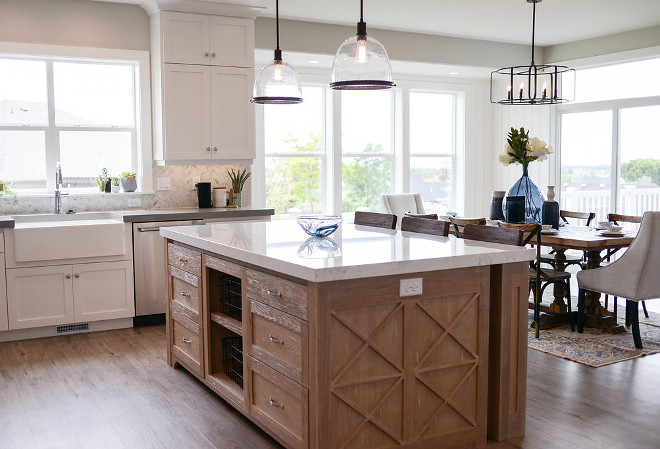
(0, 318, 134, 343)
(133, 313, 166, 327)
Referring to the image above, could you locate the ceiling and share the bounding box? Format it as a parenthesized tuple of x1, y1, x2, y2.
(107, 0, 660, 46)
(252, 0, 660, 46)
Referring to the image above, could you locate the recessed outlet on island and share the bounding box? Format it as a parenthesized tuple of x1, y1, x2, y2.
(400, 278, 423, 297)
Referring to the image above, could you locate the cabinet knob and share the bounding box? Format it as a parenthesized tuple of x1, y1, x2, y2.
(213, 146, 218, 152)
(268, 335, 284, 345)
(74, 274, 80, 278)
(206, 147, 211, 152)
(65, 274, 71, 279)
(180, 291, 191, 298)
(205, 52, 210, 57)
(269, 397, 284, 409)
(211, 52, 216, 57)
(179, 258, 189, 264)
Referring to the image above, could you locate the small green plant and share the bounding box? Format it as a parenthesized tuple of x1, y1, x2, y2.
(96, 168, 109, 191)
(228, 168, 251, 192)
(0, 179, 18, 203)
(112, 177, 120, 186)
(121, 171, 136, 178)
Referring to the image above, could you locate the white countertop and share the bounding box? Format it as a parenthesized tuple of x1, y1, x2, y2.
(160, 220, 535, 282)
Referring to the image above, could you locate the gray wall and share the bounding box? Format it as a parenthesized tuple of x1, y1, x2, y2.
(0, 0, 150, 51)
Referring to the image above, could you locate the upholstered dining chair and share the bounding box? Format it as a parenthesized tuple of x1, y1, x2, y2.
(354, 211, 397, 230)
(577, 211, 660, 349)
(540, 209, 597, 269)
(380, 193, 426, 228)
(400, 216, 449, 236)
(602, 213, 647, 320)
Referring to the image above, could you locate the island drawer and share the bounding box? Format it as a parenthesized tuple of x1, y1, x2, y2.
(171, 315, 203, 375)
(170, 266, 201, 318)
(245, 269, 308, 321)
(247, 300, 308, 386)
(247, 356, 307, 449)
(168, 243, 201, 276)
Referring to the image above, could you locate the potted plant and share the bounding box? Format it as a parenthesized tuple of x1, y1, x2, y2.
(96, 168, 110, 193)
(227, 168, 251, 208)
(120, 171, 137, 192)
(111, 177, 120, 193)
(0, 179, 17, 203)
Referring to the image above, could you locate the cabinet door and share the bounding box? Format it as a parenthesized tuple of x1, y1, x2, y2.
(209, 16, 254, 68)
(73, 261, 135, 322)
(6, 266, 74, 330)
(0, 258, 8, 332)
(162, 12, 210, 65)
(210, 67, 254, 159)
(163, 64, 212, 161)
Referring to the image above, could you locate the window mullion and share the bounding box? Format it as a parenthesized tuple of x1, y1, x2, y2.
(44, 60, 58, 191)
(612, 108, 620, 214)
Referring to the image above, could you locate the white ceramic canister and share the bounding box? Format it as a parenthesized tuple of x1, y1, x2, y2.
(213, 187, 227, 207)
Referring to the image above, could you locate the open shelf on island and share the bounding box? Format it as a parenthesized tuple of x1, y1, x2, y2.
(210, 312, 242, 336)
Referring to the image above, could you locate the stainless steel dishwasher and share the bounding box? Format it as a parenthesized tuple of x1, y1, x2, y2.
(132, 220, 202, 325)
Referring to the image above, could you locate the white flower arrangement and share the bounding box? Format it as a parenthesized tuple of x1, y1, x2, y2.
(499, 127, 553, 166)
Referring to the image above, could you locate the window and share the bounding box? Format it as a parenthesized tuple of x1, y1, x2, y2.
(559, 57, 660, 220)
(0, 46, 150, 193)
(258, 76, 464, 217)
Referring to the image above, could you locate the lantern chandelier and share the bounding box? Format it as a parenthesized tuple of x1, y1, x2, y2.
(251, 0, 303, 104)
(490, 0, 575, 105)
(330, 0, 395, 90)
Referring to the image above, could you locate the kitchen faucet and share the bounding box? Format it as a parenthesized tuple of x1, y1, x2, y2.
(54, 162, 68, 214)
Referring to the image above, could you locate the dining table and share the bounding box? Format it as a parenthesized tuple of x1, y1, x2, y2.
(536, 225, 635, 333)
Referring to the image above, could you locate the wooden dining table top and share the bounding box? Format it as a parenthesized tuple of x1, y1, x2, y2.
(537, 225, 635, 250)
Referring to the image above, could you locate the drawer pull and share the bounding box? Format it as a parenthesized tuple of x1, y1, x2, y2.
(266, 289, 282, 297)
(178, 258, 189, 264)
(268, 335, 284, 345)
(181, 337, 192, 344)
(205, 52, 210, 57)
(65, 274, 71, 279)
(269, 397, 284, 409)
(180, 291, 191, 298)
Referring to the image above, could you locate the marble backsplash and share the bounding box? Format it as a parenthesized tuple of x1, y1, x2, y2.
(0, 164, 251, 215)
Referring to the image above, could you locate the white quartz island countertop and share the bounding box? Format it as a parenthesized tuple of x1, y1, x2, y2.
(160, 220, 535, 283)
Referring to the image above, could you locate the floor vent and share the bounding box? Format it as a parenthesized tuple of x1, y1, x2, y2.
(56, 323, 90, 334)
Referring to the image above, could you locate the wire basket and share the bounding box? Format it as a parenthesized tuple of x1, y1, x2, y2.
(218, 274, 242, 321)
(222, 337, 243, 389)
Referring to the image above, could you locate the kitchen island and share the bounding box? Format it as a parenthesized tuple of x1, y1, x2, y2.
(160, 220, 535, 449)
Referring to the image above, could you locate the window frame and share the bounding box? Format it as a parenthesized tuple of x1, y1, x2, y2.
(255, 71, 467, 216)
(0, 42, 152, 194)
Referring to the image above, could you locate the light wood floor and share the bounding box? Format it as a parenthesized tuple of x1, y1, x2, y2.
(1, 325, 659, 449)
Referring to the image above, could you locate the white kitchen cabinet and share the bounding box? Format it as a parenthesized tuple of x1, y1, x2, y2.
(6, 265, 75, 330)
(163, 64, 254, 161)
(7, 261, 134, 330)
(162, 12, 254, 68)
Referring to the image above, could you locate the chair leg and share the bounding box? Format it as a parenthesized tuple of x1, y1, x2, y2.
(565, 281, 575, 332)
(577, 288, 586, 333)
(628, 300, 643, 349)
(625, 297, 632, 327)
(642, 300, 649, 319)
(612, 296, 617, 321)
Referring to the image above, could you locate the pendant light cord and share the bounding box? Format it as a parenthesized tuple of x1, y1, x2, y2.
(276, 0, 280, 51)
(360, 0, 364, 22)
(531, 0, 536, 66)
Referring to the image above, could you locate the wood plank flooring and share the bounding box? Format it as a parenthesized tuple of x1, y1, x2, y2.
(1, 325, 659, 449)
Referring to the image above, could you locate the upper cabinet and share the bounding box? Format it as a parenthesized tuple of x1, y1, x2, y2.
(162, 13, 254, 68)
(151, 10, 256, 164)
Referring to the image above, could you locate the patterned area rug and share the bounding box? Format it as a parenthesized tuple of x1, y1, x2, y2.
(527, 308, 660, 367)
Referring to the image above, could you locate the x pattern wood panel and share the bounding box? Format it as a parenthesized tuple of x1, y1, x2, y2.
(328, 291, 480, 448)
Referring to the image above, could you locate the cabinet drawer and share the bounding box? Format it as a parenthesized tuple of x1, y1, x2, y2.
(171, 316, 203, 375)
(245, 269, 308, 320)
(170, 266, 201, 319)
(247, 356, 307, 449)
(168, 243, 201, 276)
(248, 300, 307, 386)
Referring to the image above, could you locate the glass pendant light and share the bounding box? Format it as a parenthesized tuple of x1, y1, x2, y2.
(251, 0, 302, 104)
(490, 0, 575, 105)
(330, 0, 395, 90)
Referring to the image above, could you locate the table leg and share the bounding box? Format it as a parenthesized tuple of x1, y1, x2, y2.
(535, 248, 571, 330)
(582, 250, 625, 334)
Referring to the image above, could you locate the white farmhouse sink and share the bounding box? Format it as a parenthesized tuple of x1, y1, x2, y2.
(12, 213, 126, 262)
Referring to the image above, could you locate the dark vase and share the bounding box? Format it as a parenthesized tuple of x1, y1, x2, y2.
(542, 185, 560, 229)
(490, 191, 506, 221)
(502, 164, 545, 224)
(104, 179, 111, 193)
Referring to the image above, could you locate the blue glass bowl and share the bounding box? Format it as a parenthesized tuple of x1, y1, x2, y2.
(296, 215, 342, 237)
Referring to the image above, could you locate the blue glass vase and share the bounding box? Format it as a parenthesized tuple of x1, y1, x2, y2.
(503, 164, 545, 224)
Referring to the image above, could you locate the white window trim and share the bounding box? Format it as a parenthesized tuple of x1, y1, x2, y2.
(0, 42, 153, 193)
